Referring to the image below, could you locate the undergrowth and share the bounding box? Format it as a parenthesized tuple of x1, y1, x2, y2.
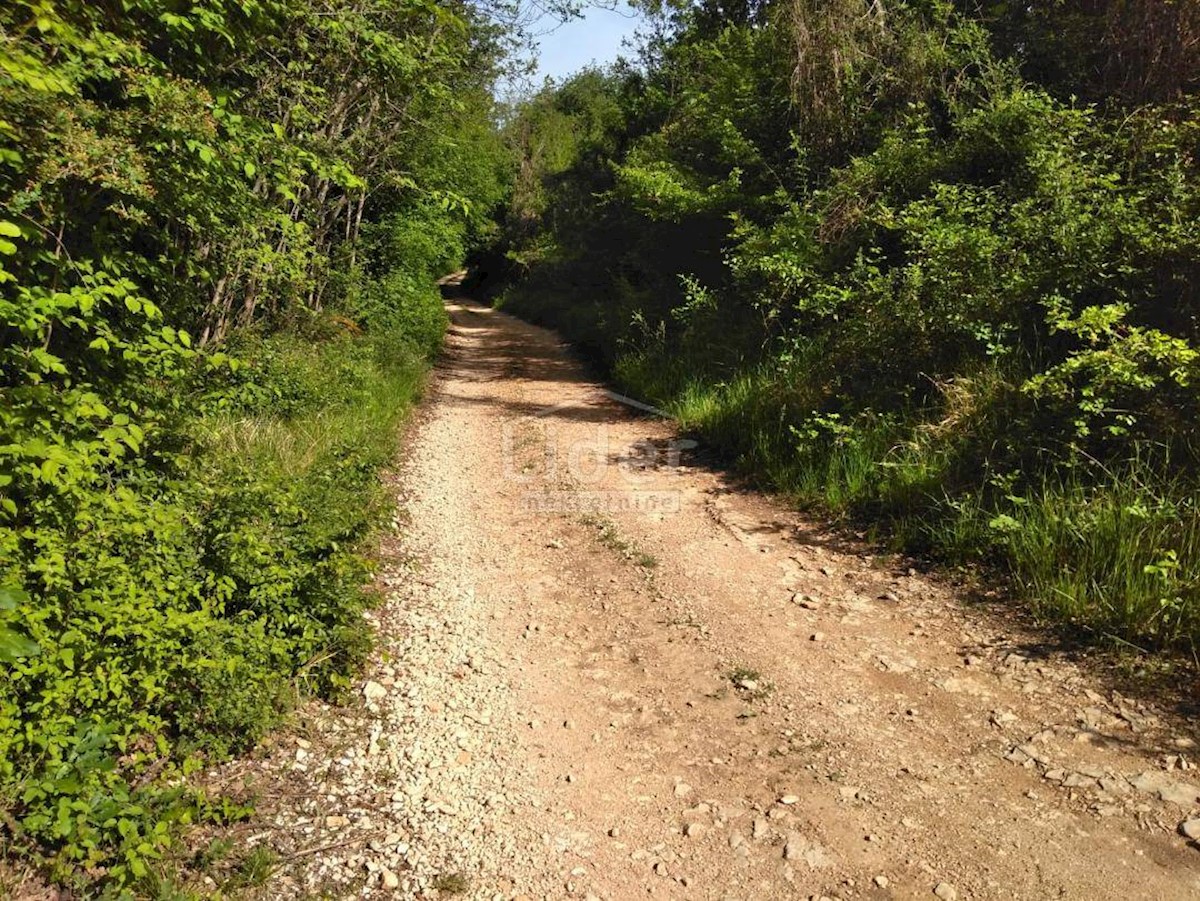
(608, 357, 1200, 655)
(0, 303, 443, 896)
(484, 2, 1200, 663)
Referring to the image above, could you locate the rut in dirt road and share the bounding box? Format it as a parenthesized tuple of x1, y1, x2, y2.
(258, 295, 1200, 900)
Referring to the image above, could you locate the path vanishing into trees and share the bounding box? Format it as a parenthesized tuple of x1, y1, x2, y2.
(247, 287, 1200, 899)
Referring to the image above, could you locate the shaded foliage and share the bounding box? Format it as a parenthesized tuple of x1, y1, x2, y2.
(1, 0, 507, 891)
(487, 0, 1200, 652)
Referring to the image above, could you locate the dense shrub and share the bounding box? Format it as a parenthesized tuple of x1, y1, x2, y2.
(0, 313, 437, 889)
(487, 1, 1200, 652)
(1, 0, 488, 891)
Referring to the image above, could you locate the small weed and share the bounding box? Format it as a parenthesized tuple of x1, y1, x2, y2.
(194, 836, 236, 873)
(580, 515, 659, 569)
(224, 845, 278, 891)
(634, 551, 659, 569)
(432, 872, 470, 895)
(187, 836, 277, 893)
(727, 665, 762, 684)
(726, 665, 773, 700)
(135, 871, 195, 901)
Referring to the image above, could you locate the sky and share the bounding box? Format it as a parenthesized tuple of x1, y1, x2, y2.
(532, 3, 644, 83)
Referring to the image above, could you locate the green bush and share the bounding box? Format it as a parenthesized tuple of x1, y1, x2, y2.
(0, 0, 504, 890)
(487, 2, 1200, 654)
(169, 620, 291, 760)
(0, 314, 436, 891)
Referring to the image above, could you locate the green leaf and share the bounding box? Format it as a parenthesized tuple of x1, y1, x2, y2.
(988, 513, 1022, 534)
(0, 586, 29, 611)
(0, 625, 41, 662)
(243, 161, 257, 178)
(0, 221, 21, 237)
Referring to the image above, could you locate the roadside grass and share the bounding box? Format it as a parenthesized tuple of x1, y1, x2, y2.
(154, 327, 432, 897)
(0, 316, 439, 897)
(941, 469, 1200, 651)
(611, 352, 1200, 656)
(199, 329, 426, 479)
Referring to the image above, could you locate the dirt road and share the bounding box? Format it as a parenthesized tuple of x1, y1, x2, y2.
(255, 295, 1200, 900)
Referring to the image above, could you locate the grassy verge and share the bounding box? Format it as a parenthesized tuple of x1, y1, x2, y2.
(0, 302, 443, 896)
(652, 366, 1198, 654)
(507, 292, 1200, 659)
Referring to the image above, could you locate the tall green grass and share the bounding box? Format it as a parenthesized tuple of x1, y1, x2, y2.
(200, 331, 425, 480)
(964, 470, 1200, 649)
(614, 351, 1200, 653)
